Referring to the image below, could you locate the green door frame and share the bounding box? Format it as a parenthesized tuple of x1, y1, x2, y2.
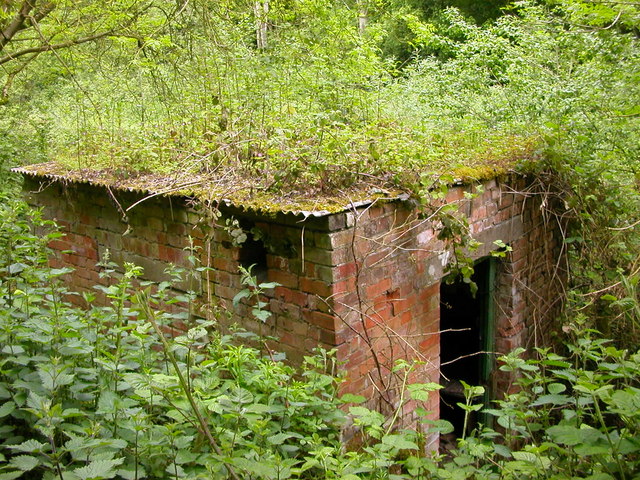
(478, 256, 497, 425)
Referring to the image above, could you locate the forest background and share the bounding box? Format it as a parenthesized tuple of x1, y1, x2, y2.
(0, 0, 639, 478)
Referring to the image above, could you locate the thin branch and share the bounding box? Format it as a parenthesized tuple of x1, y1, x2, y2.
(1, 51, 39, 98)
(608, 217, 640, 231)
(125, 180, 205, 212)
(0, 29, 114, 66)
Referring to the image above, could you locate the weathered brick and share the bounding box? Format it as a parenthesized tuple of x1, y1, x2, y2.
(147, 217, 164, 231)
(332, 277, 357, 296)
(365, 278, 392, 299)
(213, 256, 238, 273)
(300, 278, 332, 297)
(335, 262, 358, 280)
(303, 310, 336, 330)
(314, 264, 334, 283)
(268, 269, 299, 289)
(303, 247, 333, 266)
(274, 286, 308, 307)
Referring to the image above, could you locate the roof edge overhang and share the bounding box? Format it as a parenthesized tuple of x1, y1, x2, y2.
(13, 164, 416, 219)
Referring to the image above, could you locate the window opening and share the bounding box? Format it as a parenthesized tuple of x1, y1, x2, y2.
(439, 257, 496, 438)
(238, 230, 268, 284)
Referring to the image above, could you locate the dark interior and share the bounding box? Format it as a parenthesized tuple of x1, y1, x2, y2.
(439, 258, 491, 437)
(238, 232, 268, 284)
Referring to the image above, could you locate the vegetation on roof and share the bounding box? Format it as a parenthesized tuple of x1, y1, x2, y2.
(0, 2, 639, 477)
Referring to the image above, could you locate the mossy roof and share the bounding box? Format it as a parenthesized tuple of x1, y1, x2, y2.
(14, 139, 538, 215)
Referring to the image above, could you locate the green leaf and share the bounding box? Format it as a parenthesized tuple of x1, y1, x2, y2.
(457, 402, 483, 412)
(340, 393, 366, 404)
(494, 444, 512, 458)
(257, 402, 288, 414)
(232, 290, 250, 307)
(511, 451, 538, 463)
(546, 425, 583, 446)
(0, 472, 23, 480)
(8, 439, 48, 454)
(583, 474, 615, 480)
(574, 444, 610, 456)
(229, 387, 253, 404)
(164, 463, 186, 478)
(547, 383, 567, 394)
(426, 419, 454, 434)
(267, 432, 302, 445)
(531, 394, 571, 406)
(1, 346, 25, 355)
(116, 466, 146, 480)
(252, 309, 271, 322)
(9, 455, 39, 472)
(408, 382, 442, 401)
(349, 406, 384, 427)
(608, 389, 640, 415)
(73, 459, 124, 480)
(381, 434, 419, 451)
(8, 263, 27, 274)
(233, 458, 276, 477)
(0, 401, 16, 418)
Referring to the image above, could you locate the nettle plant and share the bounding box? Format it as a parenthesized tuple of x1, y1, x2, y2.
(0, 200, 442, 479)
(0, 208, 346, 479)
(1, 200, 639, 479)
(435, 327, 640, 480)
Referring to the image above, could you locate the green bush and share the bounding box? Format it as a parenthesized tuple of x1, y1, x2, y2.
(437, 333, 640, 479)
(1, 200, 639, 479)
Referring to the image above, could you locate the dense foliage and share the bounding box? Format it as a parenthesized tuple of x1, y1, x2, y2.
(1, 1, 636, 190)
(3, 0, 638, 332)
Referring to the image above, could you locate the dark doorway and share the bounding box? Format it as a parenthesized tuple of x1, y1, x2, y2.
(439, 257, 496, 437)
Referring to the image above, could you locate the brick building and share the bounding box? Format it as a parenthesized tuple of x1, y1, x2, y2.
(17, 165, 566, 446)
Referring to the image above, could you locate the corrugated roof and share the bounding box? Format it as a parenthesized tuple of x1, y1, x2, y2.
(14, 162, 411, 217)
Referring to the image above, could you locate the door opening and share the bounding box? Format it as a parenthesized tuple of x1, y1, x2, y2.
(439, 257, 496, 438)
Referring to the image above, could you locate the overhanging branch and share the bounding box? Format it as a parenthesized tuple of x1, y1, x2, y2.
(0, 30, 114, 66)
(0, 1, 35, 51)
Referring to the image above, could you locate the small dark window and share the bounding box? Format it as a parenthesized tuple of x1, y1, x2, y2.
(238, 231, 268, 284)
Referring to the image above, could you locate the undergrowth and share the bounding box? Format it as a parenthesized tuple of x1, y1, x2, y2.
(1, 200, 639, 479)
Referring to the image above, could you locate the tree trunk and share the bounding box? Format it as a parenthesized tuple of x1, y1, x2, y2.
(254, 0, 268, 50)
(358, 1, 368, 36)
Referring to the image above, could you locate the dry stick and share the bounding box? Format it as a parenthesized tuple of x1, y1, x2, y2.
(608, 217, 640, 231)
(106, 186, 129, 223)
(439, 350, 496, 368)
(138, 294, 241, 480)
(346, 200, 394, 409)
(125, 180, 205, 212)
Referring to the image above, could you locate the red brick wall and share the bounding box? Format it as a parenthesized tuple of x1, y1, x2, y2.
(22, 174, 565, 445)
(322, 177, 565, 439)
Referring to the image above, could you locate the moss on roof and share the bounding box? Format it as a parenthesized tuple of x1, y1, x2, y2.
(15, 130, 540, 214)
